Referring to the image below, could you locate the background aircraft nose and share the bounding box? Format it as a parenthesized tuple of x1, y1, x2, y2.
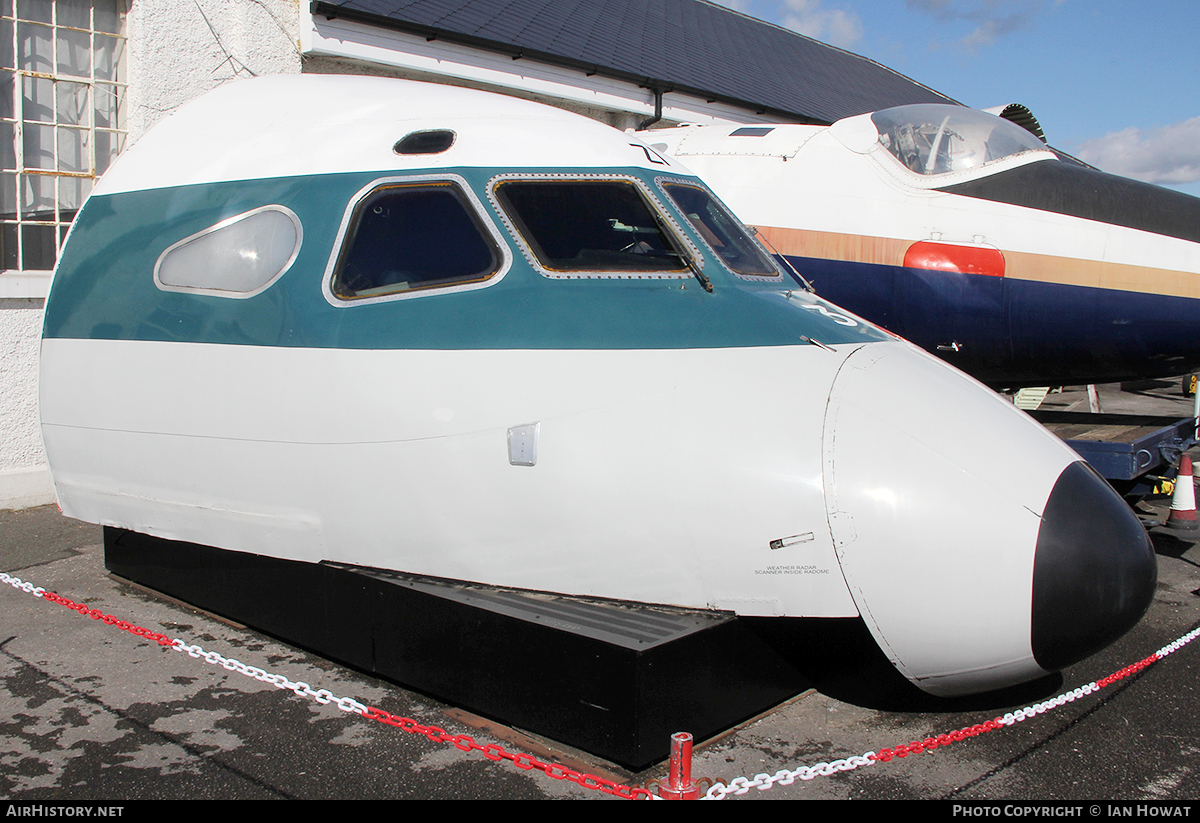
(1030, 460, 1157, 671)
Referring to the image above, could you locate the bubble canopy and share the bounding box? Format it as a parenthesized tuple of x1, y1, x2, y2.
(871, 104, 1054, 177)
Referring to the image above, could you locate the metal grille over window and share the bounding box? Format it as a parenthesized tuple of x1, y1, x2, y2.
(0, 0, 126, 272)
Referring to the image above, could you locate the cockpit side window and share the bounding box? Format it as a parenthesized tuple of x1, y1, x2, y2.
(491, 177, 694, 279)
(154, 206, 302, 298)
(658, 181, 782, 280)
(330, 181, 501, 300)
(871, 104, 1052, 177)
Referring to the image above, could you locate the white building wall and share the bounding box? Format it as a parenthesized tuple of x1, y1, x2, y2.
(0, 0, 301, 509)
(126, 0, 302, 141)
(0, 297, 53, 507)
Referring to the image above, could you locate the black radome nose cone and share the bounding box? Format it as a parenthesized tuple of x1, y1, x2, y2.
(1031, 461, 1156, 671)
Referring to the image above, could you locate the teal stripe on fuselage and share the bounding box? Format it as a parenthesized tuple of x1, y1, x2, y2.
(44, 167, 888, 350)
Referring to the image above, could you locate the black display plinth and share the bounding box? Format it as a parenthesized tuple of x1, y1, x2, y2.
(104, 527, 810, 769)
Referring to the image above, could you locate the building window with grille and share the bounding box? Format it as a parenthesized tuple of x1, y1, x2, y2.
(0, 0, 126, 272)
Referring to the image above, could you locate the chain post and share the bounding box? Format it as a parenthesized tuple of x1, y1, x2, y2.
(658, 731, 701, 799)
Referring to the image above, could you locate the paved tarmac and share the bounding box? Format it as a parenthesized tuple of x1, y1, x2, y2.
(2, 381, 1200, 804)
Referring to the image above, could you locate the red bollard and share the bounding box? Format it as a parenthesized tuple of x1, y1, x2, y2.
(658, 732, 701, 799)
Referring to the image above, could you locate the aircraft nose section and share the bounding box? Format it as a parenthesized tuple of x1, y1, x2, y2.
(1030, 461, 1157, 671)
(821, 341, 1154, 696)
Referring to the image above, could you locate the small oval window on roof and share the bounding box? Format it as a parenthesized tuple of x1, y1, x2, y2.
(154, 205, 302, 298)
(394, 129, 456, 155)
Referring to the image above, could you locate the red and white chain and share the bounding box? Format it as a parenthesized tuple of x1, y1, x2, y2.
(7, 570, 1198, 802)
(172, 639, 370, 714)
(702, 754, 878, 799)
(0, 571, 651, 800)
(360, 704, 653, 799)
(2, 571, 47, 596)
(702, 624, 1200, 799)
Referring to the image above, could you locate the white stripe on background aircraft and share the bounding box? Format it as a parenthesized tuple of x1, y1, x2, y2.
(639, 106, 1200, 389)
(41, 76, 1154, 697)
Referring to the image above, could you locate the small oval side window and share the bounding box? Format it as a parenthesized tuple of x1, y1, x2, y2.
(154, 206, 302, 297)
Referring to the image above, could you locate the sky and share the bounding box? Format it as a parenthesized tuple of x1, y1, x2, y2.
(709, 0, 1200, 197)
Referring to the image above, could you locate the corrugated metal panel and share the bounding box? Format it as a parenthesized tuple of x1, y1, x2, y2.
(311, 0, 956, 124)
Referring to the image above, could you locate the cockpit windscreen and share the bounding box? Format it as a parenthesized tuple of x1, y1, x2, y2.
(871, 105, 1053, 177)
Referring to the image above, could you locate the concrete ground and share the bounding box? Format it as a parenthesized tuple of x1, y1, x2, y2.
(2, 381, 1199, 803)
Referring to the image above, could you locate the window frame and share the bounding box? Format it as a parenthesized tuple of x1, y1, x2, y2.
(869, 104, 1054, 181)
(655, 176, 785, 283)
(152, 204, 303, 299)
(322, 173, 512, 307)
(487, 172, 703, 281)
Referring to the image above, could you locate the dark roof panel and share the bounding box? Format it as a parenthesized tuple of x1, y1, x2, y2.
(311, 0, 955, 123)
